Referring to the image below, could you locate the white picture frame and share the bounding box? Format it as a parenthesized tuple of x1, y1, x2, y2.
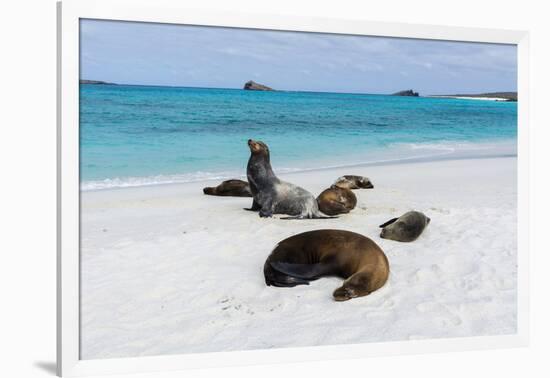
(57, 0, 530, 376)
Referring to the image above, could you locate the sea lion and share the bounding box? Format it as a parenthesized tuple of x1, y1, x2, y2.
(379, 211, 430, 242)
(264, 230, 389, 301)
(316, 186, 357, 216)
(203, 179, 252, 197)
(333, 175, 374, 190)
(246, 139, 333, 218)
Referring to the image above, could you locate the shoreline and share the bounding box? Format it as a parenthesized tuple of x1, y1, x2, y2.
(81, 140, 517, 192)
(429, 96, 513, 102)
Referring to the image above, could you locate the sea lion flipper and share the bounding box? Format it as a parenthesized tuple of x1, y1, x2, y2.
(244, 199, 261, 211)
(379, 217, 399, 228)
(270, 262, 332, 280)
(280, 215, 338, 220)
(268, 275, 311, 287)
(265, 266, 311, 287)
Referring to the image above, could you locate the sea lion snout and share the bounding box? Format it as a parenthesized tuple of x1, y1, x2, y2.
(247, 139, 262, 153)
(358, 178, 374, 188)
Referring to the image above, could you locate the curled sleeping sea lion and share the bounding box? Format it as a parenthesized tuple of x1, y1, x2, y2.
(379, 211, 430, 242)
(264, 229, 389, 301)
(203, 179, 252, 197)
(316, 186, 357, 216)
(334, 175, 374, 190)
(246, 139, 334, 219)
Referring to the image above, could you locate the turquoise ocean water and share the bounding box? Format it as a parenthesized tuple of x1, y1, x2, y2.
(80, 84, 517, 190)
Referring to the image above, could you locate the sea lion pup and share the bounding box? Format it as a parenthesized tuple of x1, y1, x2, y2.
(246, 139, 333, 218)
(334, 175, 374, 190)
(264, 230, 389, 301)
(379, 211, 431, 242)
(203, 179, 252, 197)
(316, 186, 357, 216)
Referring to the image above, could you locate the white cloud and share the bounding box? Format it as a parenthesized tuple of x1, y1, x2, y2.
(80, 19, 517, 93)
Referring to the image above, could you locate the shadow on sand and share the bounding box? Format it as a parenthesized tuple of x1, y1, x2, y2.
(34, 361, 56, 375)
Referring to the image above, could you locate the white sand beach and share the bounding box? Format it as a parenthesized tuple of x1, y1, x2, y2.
(430, 96, 512, 101)
(80, 156, 517, 359)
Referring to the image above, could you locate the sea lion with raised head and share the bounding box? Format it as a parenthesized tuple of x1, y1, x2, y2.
(264, 229, 389, 301)
(334, 175, 374, 190)
(246, 139, 333, 218)
(203, 179, 252, 197)
(316, 186, 357, 216)
(379, 211, 430, 242)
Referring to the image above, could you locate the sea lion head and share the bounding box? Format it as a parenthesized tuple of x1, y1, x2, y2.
(357, 177, 374, 189)
(203, 187, 216, 195)
(379, 223, 399, 239)
(333, 272, 371, 301)
(248, 139, 270, 157)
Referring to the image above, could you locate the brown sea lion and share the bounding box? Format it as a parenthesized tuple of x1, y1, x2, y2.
(203, 179, 252, 197)
(334, 175, 374, 190)
(264, 230, 389, 301)
(379, 211, 430, 242)
(316, 186, 357, 216)
(246, 139, 334, 219)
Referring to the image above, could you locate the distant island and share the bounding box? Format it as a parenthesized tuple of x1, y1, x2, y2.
(432, 92, 517, 102)
(80, 79, 116, 85)
(392, 89, 419, 97)
(243, 80, 274, 91)
(390, 89, 517, 102)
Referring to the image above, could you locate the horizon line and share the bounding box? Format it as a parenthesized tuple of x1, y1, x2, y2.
(79, 80, 517, 97)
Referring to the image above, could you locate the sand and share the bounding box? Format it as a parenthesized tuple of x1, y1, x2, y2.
(430, 96, 512, 101)
(80, 156, 517, 359)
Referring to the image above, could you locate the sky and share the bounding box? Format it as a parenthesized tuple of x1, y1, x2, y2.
(80, 19, 517, 95)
